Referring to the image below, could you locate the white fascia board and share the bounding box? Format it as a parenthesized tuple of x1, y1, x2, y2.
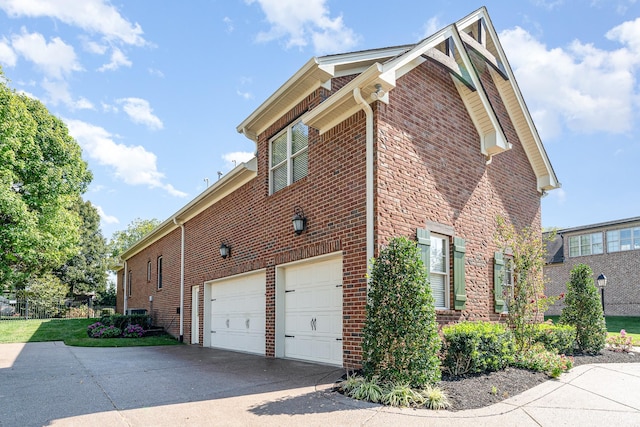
(479, 8, 560, 190)
(120, 158, 258, 260)
(236, 58, 333, 139)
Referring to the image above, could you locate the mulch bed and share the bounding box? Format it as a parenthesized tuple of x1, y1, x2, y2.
(440, 349, 639, 411)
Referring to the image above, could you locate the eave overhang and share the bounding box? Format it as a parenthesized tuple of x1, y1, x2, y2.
(120, 158, 258, 261)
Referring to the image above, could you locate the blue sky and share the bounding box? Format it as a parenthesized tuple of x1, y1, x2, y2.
(0, 0, 639, 239)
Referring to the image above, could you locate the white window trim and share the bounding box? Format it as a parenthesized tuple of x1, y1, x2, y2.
(430, 233, 450, 310)
(157, 256, 163, 290)
(607, 227, 640, 253)
(269, 120, 308, 194)
(568, 232, 603, 257)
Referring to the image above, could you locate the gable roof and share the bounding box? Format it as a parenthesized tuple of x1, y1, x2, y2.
(237, 7, 559, 193)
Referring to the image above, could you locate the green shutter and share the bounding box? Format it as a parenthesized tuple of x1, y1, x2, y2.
(453, 237, 467, 310)
(494, 251, 505, 313)
(417, 228, 431, 280)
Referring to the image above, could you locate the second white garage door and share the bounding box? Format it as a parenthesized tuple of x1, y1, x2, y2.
(282, 256, 343, 366)
(209, 271, 265, 355)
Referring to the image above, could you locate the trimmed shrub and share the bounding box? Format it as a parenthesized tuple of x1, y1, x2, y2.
(361, 237, 441, 387)
(89, 324, 122, 338)
(513, 343, 574, 378)
(531, 323, 576, 355)
(560, 264, 607, 354)
(100, 314, 151, 330)
(122, 324, 146, 338)
(442, 321, 515, 376)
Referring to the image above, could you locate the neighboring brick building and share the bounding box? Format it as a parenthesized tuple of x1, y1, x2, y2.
(545, 217, 640, 317)
(117, 7, 559, 368)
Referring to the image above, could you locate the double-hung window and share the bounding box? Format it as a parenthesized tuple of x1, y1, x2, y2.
(430, 234, 450, 309)
(270, 121, 308, 194)
(607, 227, 640, 252)
(568, 232, 603, 257)
(157, 256, 163, 290)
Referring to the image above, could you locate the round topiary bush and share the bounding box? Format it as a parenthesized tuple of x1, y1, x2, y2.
(361, 236, 441, 387)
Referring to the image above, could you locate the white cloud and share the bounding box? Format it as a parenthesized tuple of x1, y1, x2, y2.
(222, 151, 255, 169)
(0, 36, 17, 66)
(422, 16, 442, 38)
(65, 119, 187, 197)
(246, 0, 359, 54)
(95, 205, 119, 224)
(116, 97, 163, 130)
(0, 0, 146, 46)
(98, 47, 132, 72)
(11, 29, 83, 79)
(81, 37, 108, 54)
(236, 90, 253, 100)
(500, 23, 640, 140)
(148, 68, 164, 78)
(101, 102, 118, 113)
(41, 78, 94, 110)
(223, 16, 234, 33)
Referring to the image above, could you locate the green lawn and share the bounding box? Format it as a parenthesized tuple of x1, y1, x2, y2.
(0, 318, 181, 347)
(545, 315, 640, 345)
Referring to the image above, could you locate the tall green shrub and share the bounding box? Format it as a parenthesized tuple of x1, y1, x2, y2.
(560, 264, 607, 354)
(361, 237, 441, 387)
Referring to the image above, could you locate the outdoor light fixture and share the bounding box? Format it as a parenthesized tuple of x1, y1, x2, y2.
(597, 273, 607, 316)
(219, 242, 231, 259)
(292, 206, 307, 235)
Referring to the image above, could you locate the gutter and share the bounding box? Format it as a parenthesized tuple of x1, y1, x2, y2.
(174, 217, 185, 342)
(353, 87, 375, 275)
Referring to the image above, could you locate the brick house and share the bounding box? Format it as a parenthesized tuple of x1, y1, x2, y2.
(116, 7, 559, 368)
(545, 217, 640, 317)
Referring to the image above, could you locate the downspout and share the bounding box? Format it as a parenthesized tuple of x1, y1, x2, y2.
(174, 218, 185, 342)
(353, 87, 374, 275)
(123, 260, 128, 314)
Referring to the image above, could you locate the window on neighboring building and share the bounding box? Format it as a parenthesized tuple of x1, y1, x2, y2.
(607, 227, 640, 253)
(157, 256, 163, 290)
(430, 234, 450, 309)
(568, 232, 603, 257)
(147, 261, 152, 282)
(269, 120, 308, 194)
(128, 270, 132, 297)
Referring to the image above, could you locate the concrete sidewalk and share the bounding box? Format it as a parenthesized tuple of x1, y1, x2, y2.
(0, 342, 638, 426)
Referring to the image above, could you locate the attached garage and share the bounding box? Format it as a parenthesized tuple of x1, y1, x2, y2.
(203, 270, 266, 355)
(276, 254, 343, 366)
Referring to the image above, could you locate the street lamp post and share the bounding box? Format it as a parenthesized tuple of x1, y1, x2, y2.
(596, 273, 607, 317)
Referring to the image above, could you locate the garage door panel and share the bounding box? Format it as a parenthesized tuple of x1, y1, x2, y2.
(209, 272, 265, 356)
(282, 256, 343, 366)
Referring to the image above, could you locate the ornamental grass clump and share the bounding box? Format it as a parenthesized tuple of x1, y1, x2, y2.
(361, 236, 441, 388)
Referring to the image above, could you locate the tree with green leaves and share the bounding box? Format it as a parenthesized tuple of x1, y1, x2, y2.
(495, 216, 558, 351)
(560, 263, 607, 354)
(0, 71, 92, 291)
(54, 199, 108, 296)
(361, 236, 441, 387)
(108, 218, 161, 266)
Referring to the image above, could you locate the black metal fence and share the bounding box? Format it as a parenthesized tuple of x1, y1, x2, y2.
(0, 298, 115, 320)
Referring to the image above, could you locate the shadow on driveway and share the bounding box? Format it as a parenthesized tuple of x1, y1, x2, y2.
(0, 342, 347, 427)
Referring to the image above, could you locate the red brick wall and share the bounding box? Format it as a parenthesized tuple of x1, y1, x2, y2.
(119, 59, 543, 367)
(545, 223, 640, 316)
(375, 59, 541, 325)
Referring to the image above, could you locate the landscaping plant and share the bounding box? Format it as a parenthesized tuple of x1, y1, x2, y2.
(442, 321, 515, 375)
(560, 264, 607, 354)
(361, 236, 441, 387)
(606, 329, 634, 352)
(495, 217, 559, 351)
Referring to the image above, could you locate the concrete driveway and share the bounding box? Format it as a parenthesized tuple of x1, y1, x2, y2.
(1, 342, 639, 426)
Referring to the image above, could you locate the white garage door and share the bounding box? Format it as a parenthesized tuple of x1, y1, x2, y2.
(209, 272, 265, 355)
(283, 256, 343, 366)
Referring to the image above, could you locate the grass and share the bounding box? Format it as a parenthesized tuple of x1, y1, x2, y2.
(545, 315, 640, 345)
(0, 318, 181, 347)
